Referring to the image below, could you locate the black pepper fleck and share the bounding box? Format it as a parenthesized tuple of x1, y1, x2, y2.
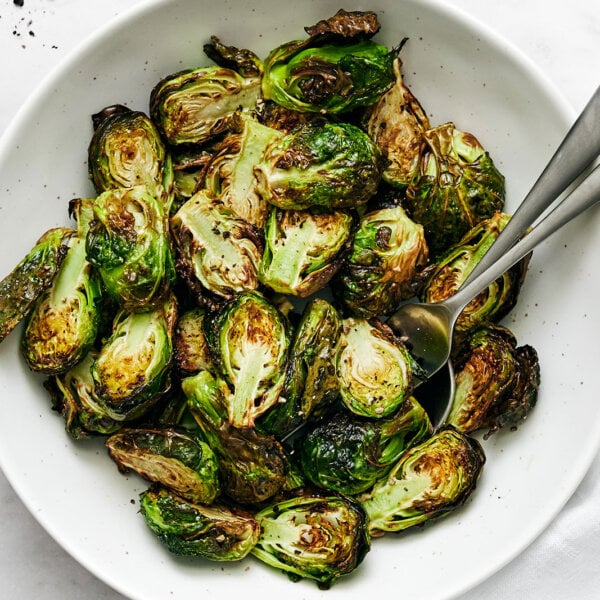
(14, 0, 24, 6)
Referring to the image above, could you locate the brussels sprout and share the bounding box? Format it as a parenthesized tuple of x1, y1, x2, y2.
(139, 486, 260, 560)
(335, 317, 415, 418)
(262, 10, 394, 115)
(258, 297, 342, 438)
(106, 427, 220, 504)
(87, 104, 171, 199)
(206, 291, 290, 428)
(203, 35, 263, 79)
(360, 426, 485, 535)
(204, 113, 282, 228)
(252, 489, 370, 589)
(149, 66, 262, 146)
(259, 207, 353, 297)
(405, 122, 505, 256)
(298, 396, 432, 495)
(170, 189, 263, 305)
(91, 294, 177, 420)
(333, 203, 428, 317)
(447, 324, 540, 437)
(43, 351, 123, 439)
(255, 121, 382, 211)
(21, 233, 102, 374)
(0, 227, 74, 344)
(172, 307, 213, 375)
(183, 370, 288, 504)
(420, 212, 530, 338)
(85, 185, 176, 311)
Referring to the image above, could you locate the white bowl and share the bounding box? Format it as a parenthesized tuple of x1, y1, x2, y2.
(0, 1, 598, 599)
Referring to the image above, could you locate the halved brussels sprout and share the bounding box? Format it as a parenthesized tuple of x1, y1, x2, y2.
(259, 207, 353, 297)
(254, 121, 382, 211)
(363, 55, 430, 188)
(149, 66, 262, 146)
(258, 297, 342, 438)
(85, 185, 176, 311)
(106, 427, 220, 504)
(0, 227, 74, 344)
(360, 426, 485, 535)
(172, 307, 213, 375)
(406, 122, 505, 256)
(139, 486, 260, 560)
(262, 10, 394, 115)
(420, 212, 530, 339)
(298, 396, 432, 495)
(252, 488, 371, 589)
(91, 294, 177, 420)
(183, 370, 288, 504)
(333, 203, 428, 317)
(170, 189, 263, 305)
(335, 317, 415, 418)
(88, 104, 171, 199)
(447, 324, 540, 437)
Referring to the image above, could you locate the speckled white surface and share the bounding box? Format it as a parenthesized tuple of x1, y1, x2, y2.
(0, 1, 598, 599)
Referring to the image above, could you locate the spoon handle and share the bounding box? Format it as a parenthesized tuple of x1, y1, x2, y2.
(463, 85, 600, 284)
(444, 162, 600, 316)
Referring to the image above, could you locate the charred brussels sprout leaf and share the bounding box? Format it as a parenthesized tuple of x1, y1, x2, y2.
(172, 307, 213, 375)
(448, 324, 540, 437)
(203, 36, 263, 79)
(106, 427, 219, 504)
(259, 207, 353, 297)
(0, 228, 74, 343)
(336, 317, 414, 418)
(150, 66, 261, 146)
(170, 189, 263, 305)
(255, 121, 382, 211)
(360, 426, 485, 535)
(406, 123, 505, 256)
(88, 104, 171, 198)
(139, 486, 260, 560)
(183, 370, 288, 504)
(252, 489, 371, 589)
(258, 297, 341, 438)
(334, 204, 428, 317)
(299, 397, 432, 495)
(85, 185, 176, 311)
(421, 212, 530, 339)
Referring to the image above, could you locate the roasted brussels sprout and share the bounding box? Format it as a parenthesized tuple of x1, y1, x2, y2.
(335, 317, 415, 418)
(149, 66, 262, 146)
(88, 104, 171, 199)
(139, 486, 261, 560)
(205, 291, 289, 428)
(91, 294, 177, 420)
(447, 324, 540, 437)
(172, 307, 213, 375)
(254, 121, 382, 211)
(183, 370, 289, 504)
(299, 396, 432, 495)
(259, 207, 353, 297)
(170, 189, 263, 305)
(85, 185, 176, 311)
(333, 203, 428, 317)
(252, 488, 370, 588)
(106, 427, 219, 504)
(363, 54, 430, 188)
(262, 10, 395, 114)
(405, 122, 505, 256)
(0, 227, 73, 343)
(21, 233, 102, 374)
(360, 426, 485, 535)
(420, 212, 530, 339)
(258, 297, 341, 438)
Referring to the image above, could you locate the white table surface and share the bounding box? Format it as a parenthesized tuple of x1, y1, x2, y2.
(0, 1, 598, 598)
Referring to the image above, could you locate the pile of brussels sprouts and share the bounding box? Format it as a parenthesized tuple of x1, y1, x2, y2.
(0, 9, 542, 589)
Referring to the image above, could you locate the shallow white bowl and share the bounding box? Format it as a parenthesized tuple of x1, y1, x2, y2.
(0, 1, 598, 599)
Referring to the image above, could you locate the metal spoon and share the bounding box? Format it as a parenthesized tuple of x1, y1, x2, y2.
(388, 85, 600, 425)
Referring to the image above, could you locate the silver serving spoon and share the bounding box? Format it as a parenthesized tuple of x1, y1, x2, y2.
(389, 85, 600, 426)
